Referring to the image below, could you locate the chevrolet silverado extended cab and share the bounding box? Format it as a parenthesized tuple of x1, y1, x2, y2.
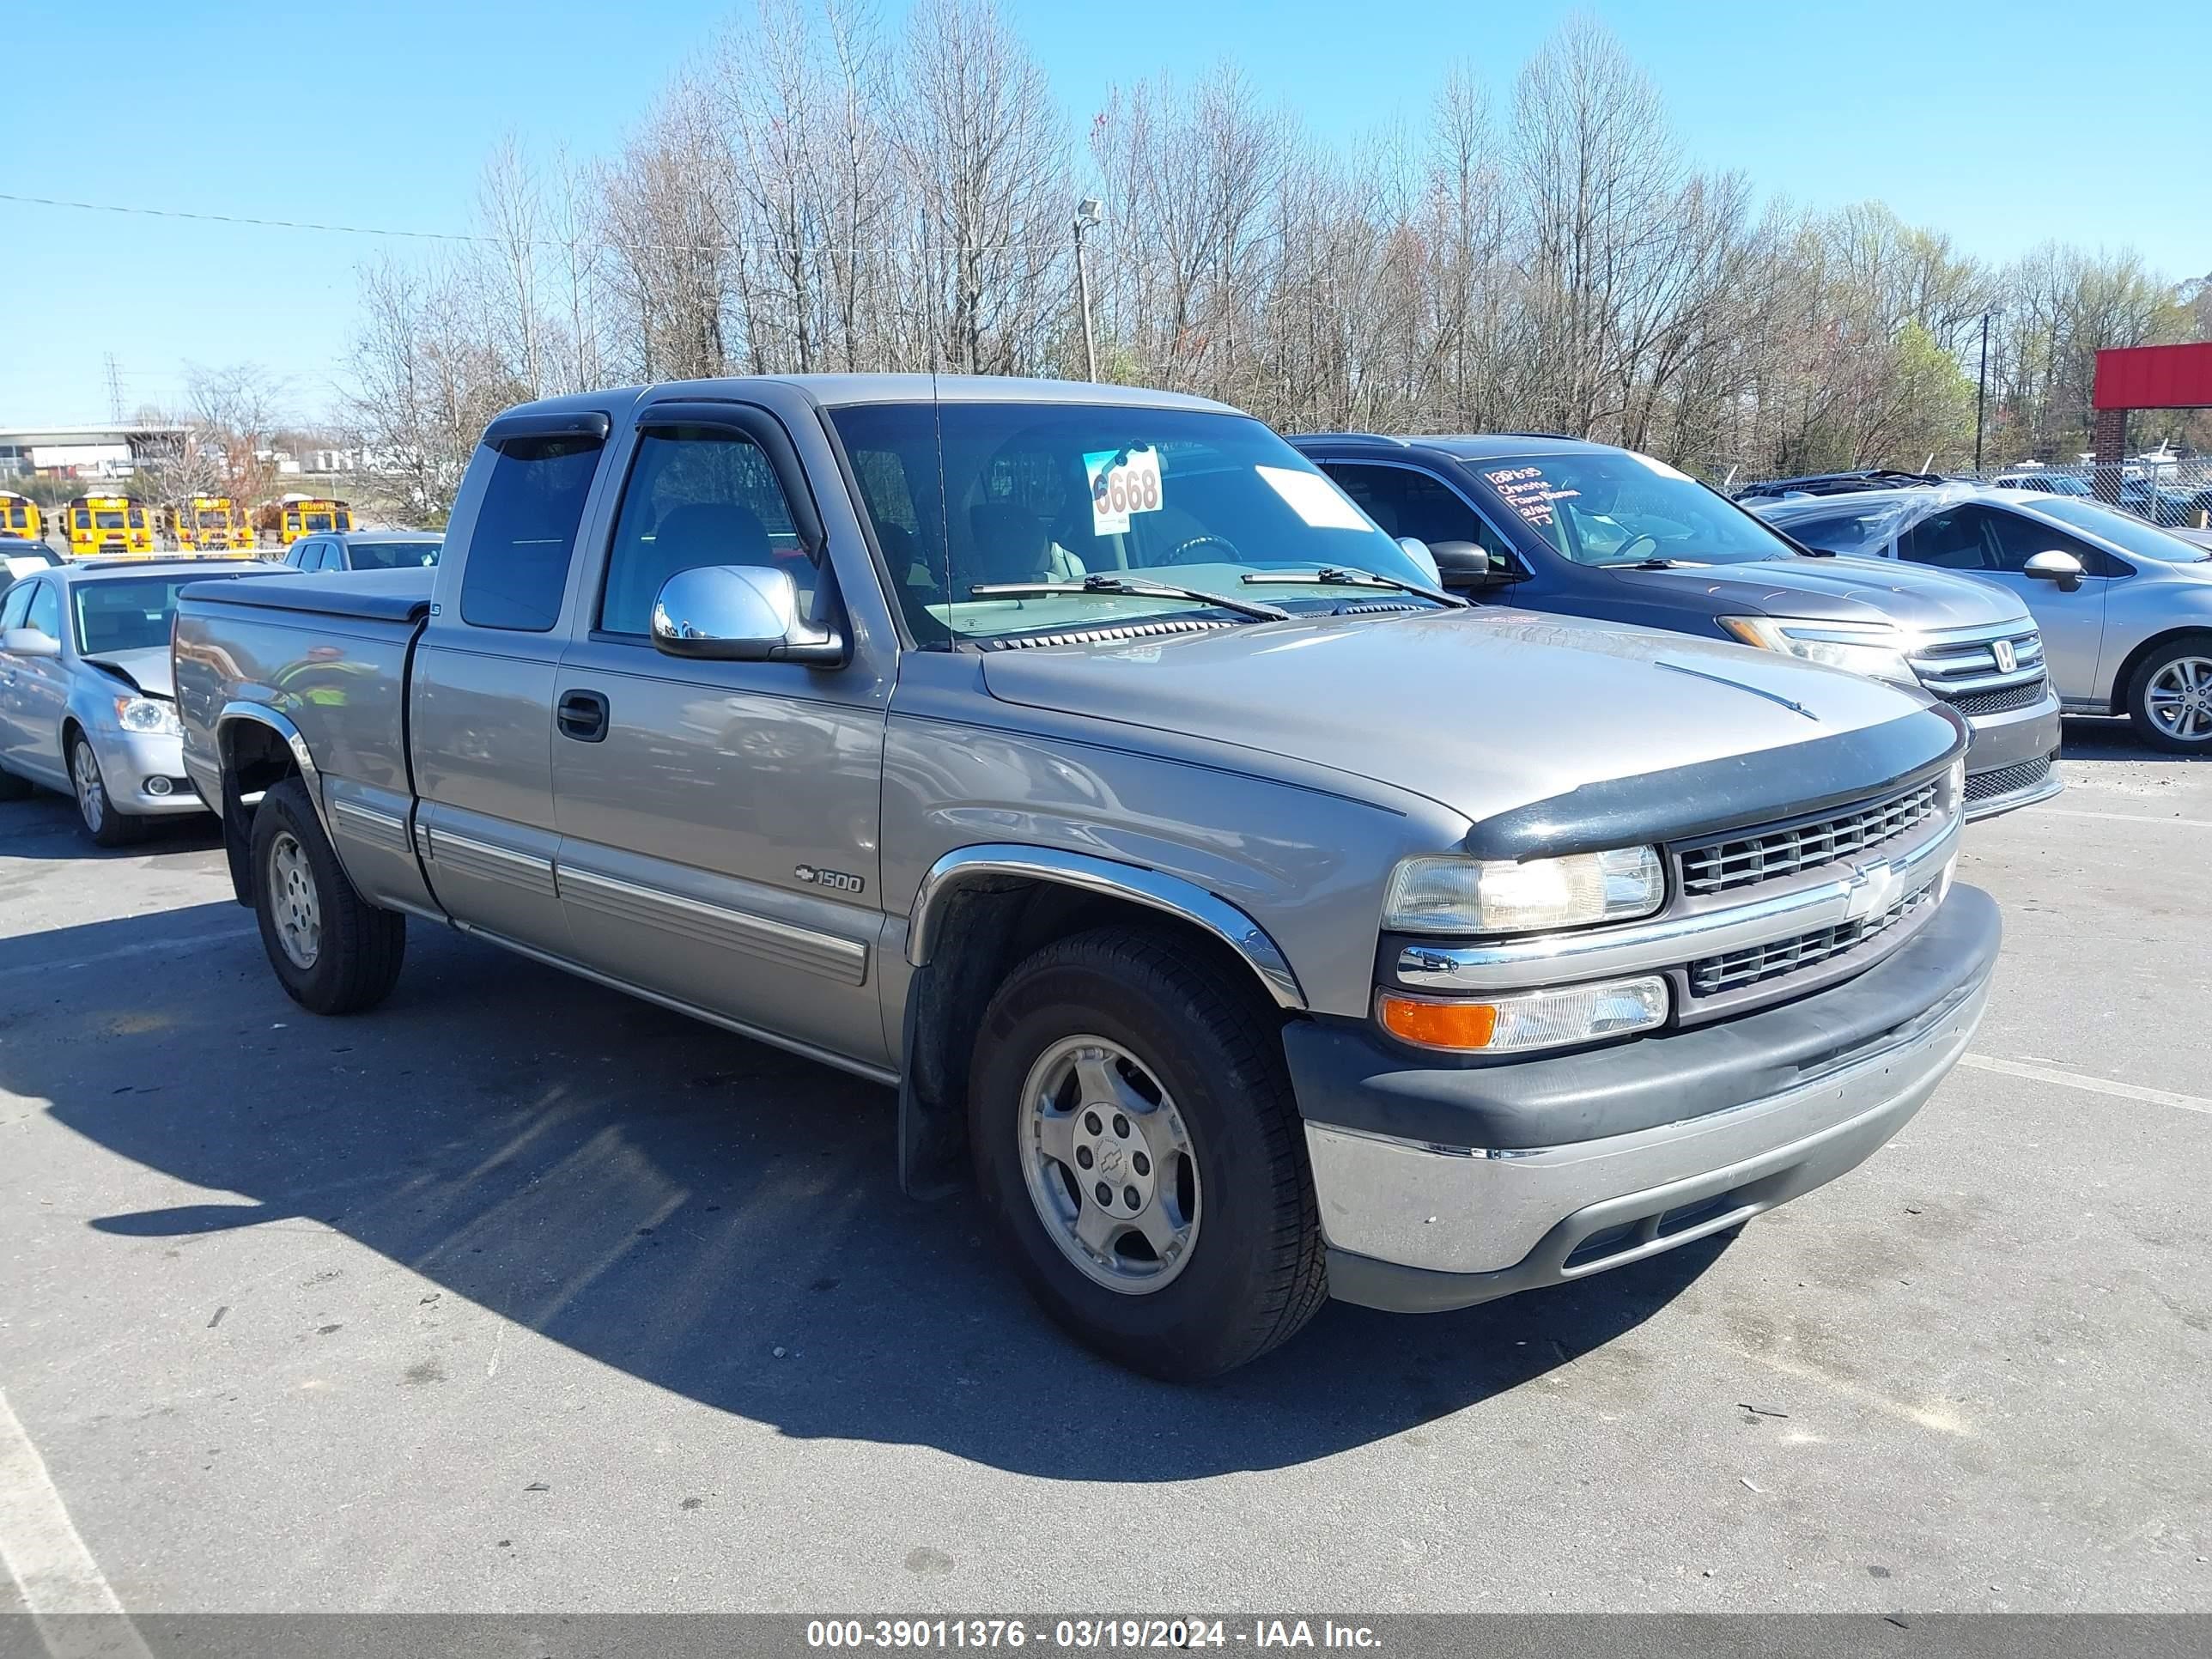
(173, 375, 1999, 1380)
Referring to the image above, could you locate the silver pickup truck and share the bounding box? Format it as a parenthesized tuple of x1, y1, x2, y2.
(173, 375, 2000, 1380)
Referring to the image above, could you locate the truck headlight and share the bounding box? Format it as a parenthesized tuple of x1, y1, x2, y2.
(1377, 975, 1669, 1054)
(1384, 847, 1664, 935)
(113, 696, 182, 736)
(1719, 617, 1918, 686)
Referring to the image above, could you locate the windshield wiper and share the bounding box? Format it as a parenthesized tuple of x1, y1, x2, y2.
(1601, 556, 1696, 569)
(1241, 567, 1468, 607)
(969, 574, 1291, 622)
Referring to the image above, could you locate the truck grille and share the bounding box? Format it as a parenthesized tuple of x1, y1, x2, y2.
(1948, 676, 2048, 718)
(1678, 781, 1941, 897)
(1965, 751, 2055, 805)
(1687, 879, 1937, 996)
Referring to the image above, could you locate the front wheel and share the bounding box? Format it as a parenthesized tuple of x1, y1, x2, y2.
(2127, 634, 2212, 754)
(969, 927, 1327, 1381)
(71, 736, 145, 848)
(249, 776, 406, 1013)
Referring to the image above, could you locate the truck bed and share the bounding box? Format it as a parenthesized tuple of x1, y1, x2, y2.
(179, 566, 434, 624)
(173, 568, 432, 918)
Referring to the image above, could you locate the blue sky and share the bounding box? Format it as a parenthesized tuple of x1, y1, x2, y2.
(3, 0, 2206, 424)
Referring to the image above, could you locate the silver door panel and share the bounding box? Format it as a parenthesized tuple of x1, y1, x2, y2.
(414, 799, 572, 956)
(324, 775, 438, 915)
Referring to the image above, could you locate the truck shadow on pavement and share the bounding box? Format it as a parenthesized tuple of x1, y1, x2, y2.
(10, 904, 1727, 1480)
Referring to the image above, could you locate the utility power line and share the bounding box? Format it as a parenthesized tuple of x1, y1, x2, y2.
(0, 190, 1109, 257)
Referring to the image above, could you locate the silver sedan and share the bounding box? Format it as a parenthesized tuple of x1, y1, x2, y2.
(0, 558, 279, 844)
(1752, 484, 2212, 753)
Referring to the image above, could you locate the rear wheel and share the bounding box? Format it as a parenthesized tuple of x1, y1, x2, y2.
(249, 776, 406, 1013)
(71, 736, 145, 848)
(2127, 635, 2212, 754)
(969, 927, 1327, 1381)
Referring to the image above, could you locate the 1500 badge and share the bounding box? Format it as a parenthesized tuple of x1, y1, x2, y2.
(795, 864, 865, 895)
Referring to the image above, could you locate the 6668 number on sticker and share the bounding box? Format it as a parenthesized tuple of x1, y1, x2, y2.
(1085, 446, 1164, 536)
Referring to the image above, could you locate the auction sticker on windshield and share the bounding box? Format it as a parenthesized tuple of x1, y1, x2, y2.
(1086, 447, 1164, 536)
(1486, 465, 1580, 527)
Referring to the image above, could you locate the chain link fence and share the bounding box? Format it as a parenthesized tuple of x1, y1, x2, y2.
(1721, 454, 2212, 528)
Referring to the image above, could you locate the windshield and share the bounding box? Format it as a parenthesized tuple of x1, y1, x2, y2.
(346, 539, 441, 570)
(305, 513, 334, 532)
(197, 508, 231, 526)
(71, 575, 219, 655)
(1471, 451, 1793, 566)
(2028, 497, 2212, 562)
(825, 401, 1435, 641)
(94, 512, 125, 529)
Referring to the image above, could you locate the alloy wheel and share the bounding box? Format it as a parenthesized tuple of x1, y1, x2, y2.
(2144, 655, 2212, 743)
(1018, 1035, 1201, 1295)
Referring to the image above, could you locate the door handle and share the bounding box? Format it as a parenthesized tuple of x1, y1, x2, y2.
(556, 688, 610, 743)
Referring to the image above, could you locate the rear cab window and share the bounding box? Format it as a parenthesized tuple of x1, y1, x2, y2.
(459, 434, 607, 631)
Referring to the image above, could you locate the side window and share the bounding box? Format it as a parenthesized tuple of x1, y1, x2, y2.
(1322, 463, 1516, 561)
(597, 425, 811, 637)
(1901, 507, 1999, 571)
(1986, 511, 2124, 579)
(459, 434, 605, 632)
(25, 581, 61, 640)
(0, 583, 32, 635)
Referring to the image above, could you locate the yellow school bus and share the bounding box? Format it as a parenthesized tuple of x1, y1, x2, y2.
(176, 495, 254, 553)
(277, 495, 352, 546)
(67, 494, 155, 557)
(0, 491, 44, 543)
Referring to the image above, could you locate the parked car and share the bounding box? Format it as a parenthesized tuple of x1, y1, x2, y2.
(1734, 469, 1946, 501)
(1291, 434, 2061, 819)
(173, 375, 1998, 1380)
(1990, 471, 2094, 498)
(1748, 484, 2212, 751)
(2, 536, 65, 589)
(276, 529, 443, 573)
(0, 557, 281, 843)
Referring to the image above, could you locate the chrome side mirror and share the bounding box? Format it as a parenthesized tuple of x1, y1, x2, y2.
(650, 564, 844, 665)
(2022, 550, 2085, 592)
(2, 627, 60, 659)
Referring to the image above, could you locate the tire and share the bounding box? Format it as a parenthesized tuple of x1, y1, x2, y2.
(70, 735, 147, 848)
(0, 764, 32, 801)
(969, 926, 1327, 1382)
(2125, 633, 2212, 754)
(249, 775, 406, 1014)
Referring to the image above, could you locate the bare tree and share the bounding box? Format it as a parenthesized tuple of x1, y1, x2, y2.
(897, 0, 1068, 374)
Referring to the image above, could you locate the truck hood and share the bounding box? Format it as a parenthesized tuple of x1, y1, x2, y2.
(1609, 554, 2027, 630)
(979, 607, 1939, 826)
(83, 647, 173, 700)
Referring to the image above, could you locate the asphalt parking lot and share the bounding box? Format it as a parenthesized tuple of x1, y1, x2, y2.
(2, 722, 2208, 1616)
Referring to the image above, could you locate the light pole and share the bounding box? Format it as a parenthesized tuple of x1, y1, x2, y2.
(1073, 198, 1103, 383)
(1973, 307, 2002, 476)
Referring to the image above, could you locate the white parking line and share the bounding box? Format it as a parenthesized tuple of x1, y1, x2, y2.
(2036, 806, 2212, 831)
(1962, 1054, 2212, 1117)
(0, 926, 257, 981)
(0, 1384, 152, 1656)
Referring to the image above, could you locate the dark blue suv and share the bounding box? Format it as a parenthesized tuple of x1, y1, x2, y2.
(1289, 432, 2063, 821)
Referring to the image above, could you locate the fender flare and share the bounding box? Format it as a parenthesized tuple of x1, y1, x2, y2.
(904, 844, 1305, 1011)
(216, 702, 333, 836)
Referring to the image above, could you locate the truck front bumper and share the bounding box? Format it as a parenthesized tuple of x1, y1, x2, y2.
(1285, 883, 2000, 1314)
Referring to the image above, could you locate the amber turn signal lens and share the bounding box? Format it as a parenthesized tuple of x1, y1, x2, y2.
(1376, 994, 1499, 1051)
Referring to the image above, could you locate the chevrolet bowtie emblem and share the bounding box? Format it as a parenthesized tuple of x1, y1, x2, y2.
(1992, 639, 2017, 674)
